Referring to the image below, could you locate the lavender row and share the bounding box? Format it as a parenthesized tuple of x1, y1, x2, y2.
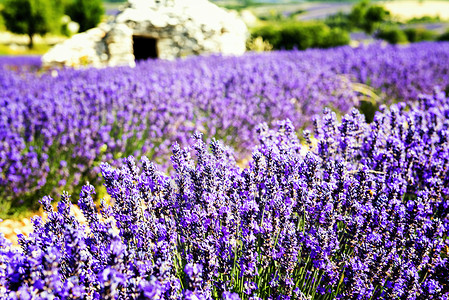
(1, 89, 448, 299)
(0, 56, 42, 71)
(1, 42, 449, 212)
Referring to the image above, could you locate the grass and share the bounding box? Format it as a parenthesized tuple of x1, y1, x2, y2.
(0, 43, 51, 55)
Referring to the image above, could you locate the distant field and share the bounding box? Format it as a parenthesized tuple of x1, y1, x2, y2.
(73, 1, 449, 19)
(382, 1, 449, 20)
(249, 2, 353, 20)
(242, 0, 449, 22)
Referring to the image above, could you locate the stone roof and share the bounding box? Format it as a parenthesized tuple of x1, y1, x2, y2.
(43, 0, 248, 68)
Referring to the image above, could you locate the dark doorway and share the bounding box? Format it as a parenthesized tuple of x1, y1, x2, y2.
(133, 36, 158, 60)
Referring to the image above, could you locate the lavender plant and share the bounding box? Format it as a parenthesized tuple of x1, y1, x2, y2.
(0, 56, 42, 71)
(1, 89, 447, 299)
(2, 42, 449, 215)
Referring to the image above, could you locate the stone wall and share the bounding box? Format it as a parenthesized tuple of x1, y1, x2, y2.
(42, 0, 248, 68)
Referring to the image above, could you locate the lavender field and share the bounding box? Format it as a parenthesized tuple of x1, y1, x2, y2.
(0, 42, 449, 299)
(2, 42, 449, 215)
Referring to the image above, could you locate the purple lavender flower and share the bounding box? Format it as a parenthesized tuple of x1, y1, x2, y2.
(1, 45, 449, 299)
(2, 43, 449, 214)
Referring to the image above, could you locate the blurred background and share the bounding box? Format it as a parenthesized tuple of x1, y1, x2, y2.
(0, 0, 449, 56)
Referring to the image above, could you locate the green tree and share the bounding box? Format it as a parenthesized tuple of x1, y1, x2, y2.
(363, 5, 390, 34)
(348, 0, 369, 29)
(65, 0, 104, 32)
(51, 0, 68, 22)
(1, 0, 55, 48)
(349, 0, 390, 34)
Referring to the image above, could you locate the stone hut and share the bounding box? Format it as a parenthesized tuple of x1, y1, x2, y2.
(42, 0, 248, 68)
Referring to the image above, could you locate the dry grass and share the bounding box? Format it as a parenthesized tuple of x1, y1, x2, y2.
(381, 1, 449, 21)
(0, 32, 66, 55)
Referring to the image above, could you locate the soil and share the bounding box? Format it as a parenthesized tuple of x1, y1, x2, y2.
(0, 206, 86, 247)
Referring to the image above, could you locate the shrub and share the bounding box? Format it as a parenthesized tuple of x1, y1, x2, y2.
(375, 26, 408, 44)
(438, 30, 449, 41)
(246, 36, 273, 52)
(252, 21, 350, 50)
(1, 90, 448, 299)
(403, 27, 436, 43)
(325, 27, 351, 48)
(406, 15, 441, 24)
(277, 22, 330, 50)
(251, 25, 281, 49)
(325, 11, 353, 31)
(3, 43, 449, 216)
